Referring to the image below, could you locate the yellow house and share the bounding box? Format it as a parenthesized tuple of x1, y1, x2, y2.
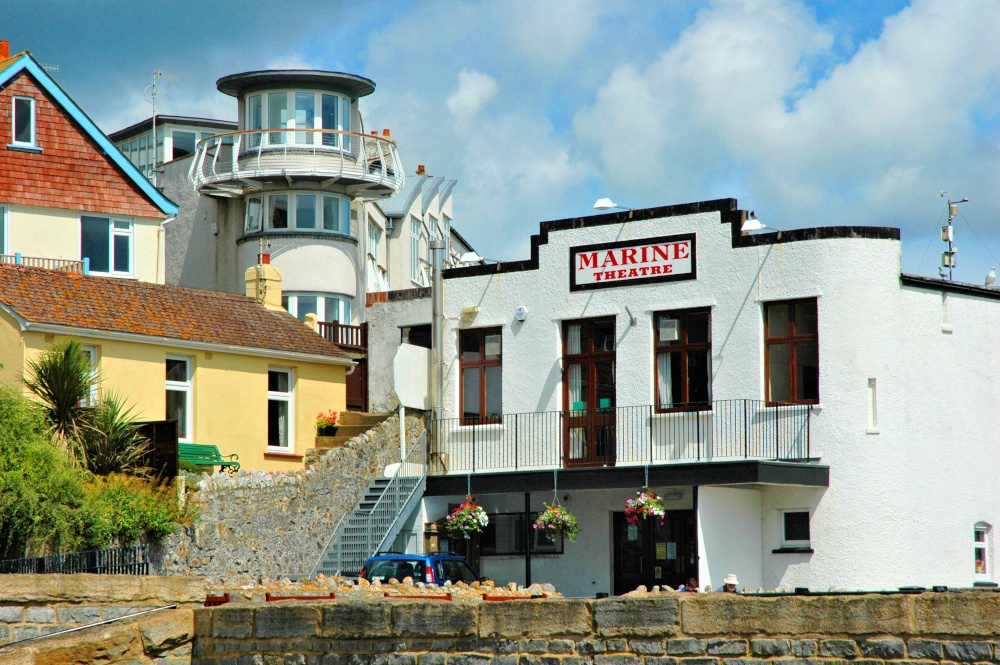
(0, 263, 352, 472)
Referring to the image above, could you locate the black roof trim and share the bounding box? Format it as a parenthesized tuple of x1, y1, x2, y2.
(444, 198, 900, 280)
(425, 460, 829, 496)
(216, 70, 376, 99)
(901, 273, 1000, 300)
(108, 115, 237, 142)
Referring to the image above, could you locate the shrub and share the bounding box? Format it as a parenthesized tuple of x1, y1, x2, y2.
(81, 392, 151, 477)
(82, 474, 192, 548)
(0, 387, 88, 557)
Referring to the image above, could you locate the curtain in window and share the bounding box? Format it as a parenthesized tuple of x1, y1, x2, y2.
(567, 324, 582, 355)
(657, 353, 673, 408)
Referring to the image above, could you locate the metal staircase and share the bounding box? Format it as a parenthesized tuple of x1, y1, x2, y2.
(310, 431, 426, 578)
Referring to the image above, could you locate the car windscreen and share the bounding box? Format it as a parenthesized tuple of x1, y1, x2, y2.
(436, 559, 478, 585)
(365, 559, 427, 583)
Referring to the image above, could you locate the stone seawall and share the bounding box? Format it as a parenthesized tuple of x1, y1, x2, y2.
(194, 592, 1000, 664)
(152, 416, 424, 582)
(0, 573, 202, 648)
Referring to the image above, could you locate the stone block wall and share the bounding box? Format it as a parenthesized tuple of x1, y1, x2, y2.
(193, 592, 1000, 665)
(151, 415, 424, 582)
(0, 573, 203, 647)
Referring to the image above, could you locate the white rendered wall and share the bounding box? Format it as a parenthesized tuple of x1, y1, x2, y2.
(432, 205, 1000, 592)
(697, 486, 762, 591)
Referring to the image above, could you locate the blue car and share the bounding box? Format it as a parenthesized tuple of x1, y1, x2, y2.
(360, 552, 481, 586)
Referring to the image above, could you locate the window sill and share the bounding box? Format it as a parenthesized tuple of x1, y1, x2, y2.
(7, 143, 42, 153)
(772, 547, 814, 554)
(265, 450, 302, 459)
(973, 580, 998, 587)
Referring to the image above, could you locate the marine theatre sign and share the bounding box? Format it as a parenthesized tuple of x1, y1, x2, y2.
(569, 233, 696, 291)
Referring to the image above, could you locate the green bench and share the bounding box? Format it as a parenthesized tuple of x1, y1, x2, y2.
(178, 443, 240, 473)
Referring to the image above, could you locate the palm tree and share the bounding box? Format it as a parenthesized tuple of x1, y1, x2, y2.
(81, 392, 151, 477)
(23, 340, 97, 463)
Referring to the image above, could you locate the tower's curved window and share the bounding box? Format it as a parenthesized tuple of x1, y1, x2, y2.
(244, 192, 351, 236)
(244, 90, 351, 149)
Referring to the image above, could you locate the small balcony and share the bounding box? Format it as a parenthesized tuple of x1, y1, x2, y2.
(429, 400, 813, 475)
(189, 128, 404, 199)
(0, 253, 86, 274)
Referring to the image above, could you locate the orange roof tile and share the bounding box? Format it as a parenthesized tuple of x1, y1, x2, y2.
(0, 265, 350, 362)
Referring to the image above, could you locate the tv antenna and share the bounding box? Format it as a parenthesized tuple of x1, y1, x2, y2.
(143, 69, 178, 186)
(40, 63, 60, 73)
(939, 191, 968, 281)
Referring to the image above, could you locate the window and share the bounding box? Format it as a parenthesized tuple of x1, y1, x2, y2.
(242, 192, 350, 235)
(410, 217, 421, 283)
(765, 299, 819, 403)
(81, 216, 132, 276)
(481, 512, 563, 555)
(243, 90, 351, 149)
(459, 328, 502, 422)
(11, 96, 35, 147)
(975, 523, 992, 578)
(655, 308, 711, 410)
(368, 222, 382, 265)
(166, 356, 192, 442)
(267, 368, 293, 450)
(283, 293, 351, 324)
(171, 130, 196, 160)
(155, 130, 164, 165)
(781, 510, 811, 548)
(80, 345, 99, 407)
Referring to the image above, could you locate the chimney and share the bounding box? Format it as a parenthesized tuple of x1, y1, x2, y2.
(416, 165, 425, 175)
(245, 258, 283, 311)
(382, 128, 391, 137)
(0, 41, 9, 59)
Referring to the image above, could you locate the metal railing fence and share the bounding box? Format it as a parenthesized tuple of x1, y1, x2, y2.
(0, 544, 149, 575)
(429, 400, 812, 474)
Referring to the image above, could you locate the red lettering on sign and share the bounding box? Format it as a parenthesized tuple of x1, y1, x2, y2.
(621, 248, 638, 265)
(579, 252, 599, 270)
(628, 268, 639, 278)
(652, 245, 671, 262)
(639, 266, 649, 276)
(664, 265, 673, 273)
(601, 251, 619, 267)
(651, 265, 662, 275)
(673, 242, 690, 260)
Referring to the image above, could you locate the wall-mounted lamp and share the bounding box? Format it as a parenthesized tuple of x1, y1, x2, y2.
(593, 198, 633, 211)
(741, 211, 784, 236)
(460, 305, 479, 324)
(515, 305, 528, 323)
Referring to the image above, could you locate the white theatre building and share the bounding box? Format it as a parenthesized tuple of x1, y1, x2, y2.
(391, 197, 1000, 596)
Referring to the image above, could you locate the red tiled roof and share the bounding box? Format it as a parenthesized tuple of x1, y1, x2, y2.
(0, 265, 350, 361)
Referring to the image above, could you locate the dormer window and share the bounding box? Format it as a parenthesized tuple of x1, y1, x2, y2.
(243, 90, 351, 150)
(11, 96, 36, 147)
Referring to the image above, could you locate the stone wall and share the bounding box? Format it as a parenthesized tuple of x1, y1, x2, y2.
(194, 591, 1000, 664)
(0, 573, 202, 649)
(152, 415, 425, 582)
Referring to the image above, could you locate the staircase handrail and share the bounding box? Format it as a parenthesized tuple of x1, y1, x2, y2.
(308, 430, 427, 578)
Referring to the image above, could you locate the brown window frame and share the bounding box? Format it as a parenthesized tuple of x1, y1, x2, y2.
(459, 327, 502, 423)
(653, 308, 712, 413)
(764, 298, 819, 405)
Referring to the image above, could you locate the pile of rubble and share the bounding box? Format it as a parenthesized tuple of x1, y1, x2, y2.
(208, 574, 561, 602)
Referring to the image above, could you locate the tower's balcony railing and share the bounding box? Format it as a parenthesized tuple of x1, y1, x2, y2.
(189, 128, 405, 199)
(429, 400, 814, 475)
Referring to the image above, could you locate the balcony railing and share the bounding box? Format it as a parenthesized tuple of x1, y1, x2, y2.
(0, 253, 86, 274)
(429, 400, 812, 474)
(316, 321, 367, 353)
(189, 128, 404, 198)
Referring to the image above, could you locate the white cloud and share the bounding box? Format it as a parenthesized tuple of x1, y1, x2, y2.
(265, 54, 323, 70)
(446, 69, 499, 134)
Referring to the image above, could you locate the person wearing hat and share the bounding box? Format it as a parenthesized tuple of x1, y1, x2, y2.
(717, 573, 741, 593)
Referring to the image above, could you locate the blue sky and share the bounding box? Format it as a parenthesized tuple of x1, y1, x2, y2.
(3, 0, 1000, 283)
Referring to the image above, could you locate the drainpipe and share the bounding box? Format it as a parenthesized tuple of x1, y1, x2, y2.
(431, 238, 446, 424)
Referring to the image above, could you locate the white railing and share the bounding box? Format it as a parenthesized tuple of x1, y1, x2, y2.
(0, 254, 86, 274)
(189, 128, 405, 198)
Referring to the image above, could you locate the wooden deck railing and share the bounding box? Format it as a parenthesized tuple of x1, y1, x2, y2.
(0, 254, 86, 274)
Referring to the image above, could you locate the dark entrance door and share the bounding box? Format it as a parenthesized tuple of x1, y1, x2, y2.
(612, 509, 696, 594)
(563, 317, 617, 467)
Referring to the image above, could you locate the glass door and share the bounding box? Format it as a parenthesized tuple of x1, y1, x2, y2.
(563, 317, 616, 467)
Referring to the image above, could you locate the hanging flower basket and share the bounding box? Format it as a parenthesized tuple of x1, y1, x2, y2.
(446, 497, 489, 539)
(625, 490, 665, 525)
(534, 502, 580, 542)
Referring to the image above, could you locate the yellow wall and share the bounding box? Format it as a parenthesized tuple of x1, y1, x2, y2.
(0, 321, 347, 472)
(5, 204, 163, 284)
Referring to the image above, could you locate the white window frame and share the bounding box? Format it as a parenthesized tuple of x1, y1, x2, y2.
(11, 96, 36, 147)
(243, 89, 352, 149)
(283, 292, 352, 324)
(975, 522, 992, 579)
(246, 192, 351, 236)
(80, 216, 134, 277)
(166, 355, 193, 443)
(80, 345, 99, 407)
(410, 216, 421, 284)
(780, 509, 811, 548)
(267, 367, 294, 452)
(0, 205, 6, 254)
(368, 221, 382, 265)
